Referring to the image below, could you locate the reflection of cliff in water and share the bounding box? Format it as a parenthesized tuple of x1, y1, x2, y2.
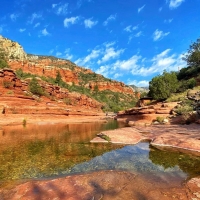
(0, 120, 126, 186)
(149, 145, 200, 178)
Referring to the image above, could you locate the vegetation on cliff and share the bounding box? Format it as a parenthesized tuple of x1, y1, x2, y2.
(0, 35, 138, 112)
(15, 68, 137, 112)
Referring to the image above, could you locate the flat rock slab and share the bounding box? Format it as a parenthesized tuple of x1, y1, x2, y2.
(1, 171, 199, 200)
(91, 124, 200, 156)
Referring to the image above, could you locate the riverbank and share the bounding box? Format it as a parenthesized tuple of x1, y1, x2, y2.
(1, 113, 200, 199)
(0, 113, 109, 127)
(91, 124, 200, 156)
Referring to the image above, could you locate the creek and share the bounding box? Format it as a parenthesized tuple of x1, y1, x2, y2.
(0, 120, 200, 189)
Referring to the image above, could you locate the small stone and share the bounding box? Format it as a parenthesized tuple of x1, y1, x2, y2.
(163, 119, 169, 123)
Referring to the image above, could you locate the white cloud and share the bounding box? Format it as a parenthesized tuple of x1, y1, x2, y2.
(113, 73, 122, 79)
(103, 14, 117, 26)
(84, 49, 101, 63)
(52, 3, 68, 15)
(159, 7, 163, 12)
(52, 4, 57, 8)
(164, 18, 173, 23)
(129, 49, 185, 76)
(138, 5, 145, 13)
(127, 80, 149, 87)
(34, 22, 40, 28)
(124, 25, 132, 32)
(100, 49, 186, 78)
(49, 49, 54, 54)
(56, 52, 62, 57)
(168, 0, 185, 9)
(75, 49, 101, 65)
(84, 18, 98, 28)
(113, 55, 141, 71)
(65, 48, 73, 60)
(19, 28, 26, 32)
(64, 16, 80, 27)
(124, 25, 138, 32)
(104, 41, 116, 48)
(135, 31, 142, 37)
(41, 28, 50, 36)
(10, 13, 19, 22)
(96, 65, 110, 77)
(77, 0, 92, 8)
(150, 49, 185, 72)
(28, 13, 42, 24)
(100, 47, 124, 63)
(132, 25, 138, 30)
(153, 29, 170, 41)
(0, 26, 3, 33)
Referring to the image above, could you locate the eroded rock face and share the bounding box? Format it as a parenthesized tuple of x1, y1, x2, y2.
(0, 69, 102, 111)
(0, 35, 136, 96)
(88, 81, 134, 94)
(0, 35, 27, 60)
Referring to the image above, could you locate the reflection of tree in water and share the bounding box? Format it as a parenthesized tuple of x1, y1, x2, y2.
(149, 146, 200, 178)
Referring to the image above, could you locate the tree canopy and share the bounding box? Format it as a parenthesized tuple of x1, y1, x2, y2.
(149, 71, 179, 100)
(183, 37, 200, 67)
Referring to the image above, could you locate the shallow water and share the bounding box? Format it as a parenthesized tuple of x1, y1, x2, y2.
(0, 120, 200, 189)
(0, 120, 126, 187)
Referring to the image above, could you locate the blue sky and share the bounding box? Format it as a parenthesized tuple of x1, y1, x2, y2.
(0, 0, 200, 87)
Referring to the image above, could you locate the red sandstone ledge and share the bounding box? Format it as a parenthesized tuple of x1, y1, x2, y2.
(91, 124, 200, 156)
(1, 171, 200, 200)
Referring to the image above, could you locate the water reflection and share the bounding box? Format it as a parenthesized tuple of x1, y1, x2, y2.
(0, 120, 125, 186)
(68, 142, 200, 180)
(1, 121, 200, 189)
(149, 145, 200, 178)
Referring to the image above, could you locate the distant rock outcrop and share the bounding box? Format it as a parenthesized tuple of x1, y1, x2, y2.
(0, 35, 135, 96)
(0, 35, 27, 60)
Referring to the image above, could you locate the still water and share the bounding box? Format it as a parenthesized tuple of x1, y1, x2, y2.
(0, 120, 200, 188)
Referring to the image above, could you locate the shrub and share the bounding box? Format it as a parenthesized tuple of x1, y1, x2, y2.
(149, 71, 179, 100)
(0, 58, 9, 69)
(156, 116, 165, 123)
(174, 105, 194, 115)
(23, 118, 27, 127)
(29, 77, 44, 96)
(3, 81, 12, 88)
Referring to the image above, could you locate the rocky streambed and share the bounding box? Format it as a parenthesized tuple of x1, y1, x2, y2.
(1, 123, 200, 199)
(91, 124, 200, 156)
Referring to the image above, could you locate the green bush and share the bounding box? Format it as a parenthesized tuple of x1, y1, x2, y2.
(149, 71, 179, 100)
(29, 77, 44, 96)
(174, 105, 193, 115)
(178, 78, 197, 92)
(156, 116, 165, 123)
(0, 58, 9, 69)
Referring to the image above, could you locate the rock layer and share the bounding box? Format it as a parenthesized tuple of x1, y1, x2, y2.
(91, 124, 200, 156)
(1, 171, 199, 200)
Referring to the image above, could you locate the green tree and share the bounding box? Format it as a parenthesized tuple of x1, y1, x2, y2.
(29, 77, 44, 96)
(55, 71, 62, 85)
(183, 37, 200, 67)
(149, 71, 178, 100)
(0, 58, 8, 69)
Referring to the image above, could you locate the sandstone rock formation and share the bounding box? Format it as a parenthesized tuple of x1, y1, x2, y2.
(0, 35, 135, 96)
(0, 35, 27, 60)
(116, 102, 178, 125)
(0, 69, 103, 116)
